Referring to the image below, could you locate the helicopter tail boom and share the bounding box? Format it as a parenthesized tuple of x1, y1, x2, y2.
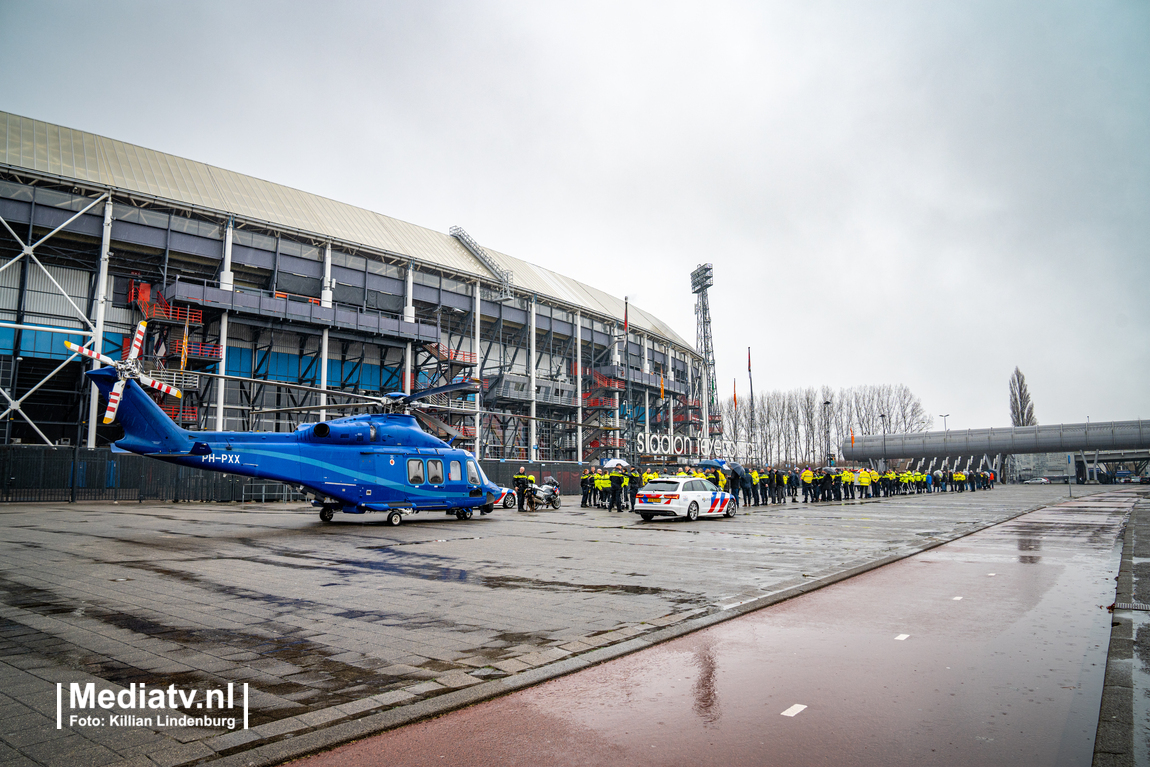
(87, 367, 192, 455)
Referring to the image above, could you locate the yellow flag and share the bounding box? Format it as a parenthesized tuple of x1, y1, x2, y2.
(180, 320, 189, 371)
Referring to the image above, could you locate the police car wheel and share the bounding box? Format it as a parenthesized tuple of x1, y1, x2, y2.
(386, 511, 402, 526)
(686, 501, 699, 521)
(725, 502, 736, 518)
(503, 494, 515, 508)
(319, 507, 334, 523)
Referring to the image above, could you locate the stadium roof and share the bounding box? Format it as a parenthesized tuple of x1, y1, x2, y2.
(0, 110, 692, 350)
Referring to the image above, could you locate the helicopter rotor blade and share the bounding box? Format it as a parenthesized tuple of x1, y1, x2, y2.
(102, 379, 126, 424)
(65, 341, 117, 367)
(139, 373, 182, 399)
(127, 321, 147, 361)
(403, 378, 481, 404)
(196, 371, 388, 403)
(252, 402, 378, 416)
(412, 409, 465, 439)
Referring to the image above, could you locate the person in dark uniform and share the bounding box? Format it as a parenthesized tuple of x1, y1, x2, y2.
(513, 467, 530, 512)
(580, 469, 592, 507)
(628, 466, 642, 511)
(609, 466, 626, 512)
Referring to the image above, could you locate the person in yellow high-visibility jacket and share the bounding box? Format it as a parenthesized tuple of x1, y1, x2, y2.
(858, 466, 871, 498)
(842, 468, 855, 500)
(801, 467, 814, 503)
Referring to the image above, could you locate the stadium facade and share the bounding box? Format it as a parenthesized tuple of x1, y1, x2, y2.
(0, 111, 715, 466)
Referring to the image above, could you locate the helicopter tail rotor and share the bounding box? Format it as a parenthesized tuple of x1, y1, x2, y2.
(68, 320, 182, 425)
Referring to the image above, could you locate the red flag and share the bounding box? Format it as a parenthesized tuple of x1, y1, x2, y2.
(623, 297, 629, 335)
(733, 379, 738, 409)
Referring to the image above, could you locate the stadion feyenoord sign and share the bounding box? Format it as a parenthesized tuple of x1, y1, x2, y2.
(637, 433, 755, 459)
(636, 432, 695, 456)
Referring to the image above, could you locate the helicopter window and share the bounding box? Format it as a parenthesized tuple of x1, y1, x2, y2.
(407, 459, 425, 485)
(448, 461, 461, 482)
(466, 461, 480, 485)
(427, 460, 444, 485)
(369, 424, 378, 442)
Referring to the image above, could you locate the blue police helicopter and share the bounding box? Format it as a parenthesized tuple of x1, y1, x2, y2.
(66, 322, 501, 525)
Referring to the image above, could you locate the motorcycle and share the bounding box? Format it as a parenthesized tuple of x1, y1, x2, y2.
(528, 478, 562, 510)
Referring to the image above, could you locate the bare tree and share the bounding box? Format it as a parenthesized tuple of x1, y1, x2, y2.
(1009, 367, 1037, 426)
(712, 382, 932, 466)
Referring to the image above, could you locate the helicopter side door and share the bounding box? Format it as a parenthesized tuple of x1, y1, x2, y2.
(441, 459, 473, 505)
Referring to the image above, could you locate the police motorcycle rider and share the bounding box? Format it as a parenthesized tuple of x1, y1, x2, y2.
(513, 467, 530, 512)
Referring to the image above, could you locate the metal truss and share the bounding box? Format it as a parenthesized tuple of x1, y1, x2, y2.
(0, 192, 110, 445)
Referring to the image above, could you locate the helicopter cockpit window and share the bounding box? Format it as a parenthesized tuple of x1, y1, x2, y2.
(466, 461, 480, 485)
(369, 424, 378, 442)
(427, 460, 444, 485)
(407, 459, 424, 485)
(448, 461, 461, 482)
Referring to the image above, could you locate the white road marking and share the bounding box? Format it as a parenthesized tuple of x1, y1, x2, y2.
(895, 634, 910, 640)
(781, 704, 807, 717)
(988, 573, 996, 576)
(953, 596, 963, 600)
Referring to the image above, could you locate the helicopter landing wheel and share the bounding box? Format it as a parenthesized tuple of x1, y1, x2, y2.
(319, 506, 334, 523)
(386, 511, 403, 526)
(462, 509, 473, 520)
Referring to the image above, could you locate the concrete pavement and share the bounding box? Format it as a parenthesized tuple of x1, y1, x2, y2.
(0, 484, 1115, 766)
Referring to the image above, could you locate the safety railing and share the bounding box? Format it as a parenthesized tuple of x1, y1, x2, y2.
(170, 340, 223, 360)
(160, 403, 199, 422)
(590, 370, 625, 390)
(424, 343, 477, 365)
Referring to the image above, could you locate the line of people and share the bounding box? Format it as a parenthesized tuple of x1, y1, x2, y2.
(573, 463, 997, 512)
(795, 466, 995, 502)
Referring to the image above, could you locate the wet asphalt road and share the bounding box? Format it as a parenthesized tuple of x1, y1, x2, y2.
(297, 492, 1139, 767)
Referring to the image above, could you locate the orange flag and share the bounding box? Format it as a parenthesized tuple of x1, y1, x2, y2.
(851, 427, 855, 447)
(733, 379, 738, 410)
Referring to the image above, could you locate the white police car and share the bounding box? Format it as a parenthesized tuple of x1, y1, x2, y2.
(634, 477, 735, 522)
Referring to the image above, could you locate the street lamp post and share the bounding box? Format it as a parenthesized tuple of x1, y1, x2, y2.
(823, 400, 832, 466)
(879, 413, 887, 472)
(940, 413, 949, 433)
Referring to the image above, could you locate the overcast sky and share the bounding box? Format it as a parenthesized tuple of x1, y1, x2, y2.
(2, 0, 1146, 431)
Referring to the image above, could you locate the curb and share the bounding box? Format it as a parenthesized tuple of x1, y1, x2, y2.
(1093, 494, 1143, 766)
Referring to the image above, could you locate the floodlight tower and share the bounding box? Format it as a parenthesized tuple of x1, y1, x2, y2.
(691, 264, 720, 439)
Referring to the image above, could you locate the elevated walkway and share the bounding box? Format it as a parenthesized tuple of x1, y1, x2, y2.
(842, 420, 1150, 461)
